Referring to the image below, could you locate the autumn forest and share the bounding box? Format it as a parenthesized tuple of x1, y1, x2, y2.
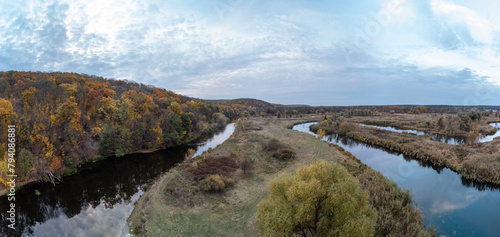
(0, 71, 275, 187)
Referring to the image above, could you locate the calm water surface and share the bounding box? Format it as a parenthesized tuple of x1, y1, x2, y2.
(358, 122, 500, 145)
(294, 122, 500, 237)
(0, 124, 235, 237)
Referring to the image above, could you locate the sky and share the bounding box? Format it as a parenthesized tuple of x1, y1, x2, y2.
(1, 0, 500, 106)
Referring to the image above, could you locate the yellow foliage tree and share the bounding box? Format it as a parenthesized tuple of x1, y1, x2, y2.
(60, 83, 78, 96)
(258, 159, 377, 237)
(0, 98, 14, 125)
(0, 99, 14, 152)
(236, 118, 244, 130)
(121, 90, 155, 118)
(0, 98, 15, 183)
(169, 101, 183, 115)
(0, 160, 10, 186)
(55, 97, 82, 132)
(316, 129, 326, 139)
(98, 97, 118, 124)
(21, 87, 38, 109)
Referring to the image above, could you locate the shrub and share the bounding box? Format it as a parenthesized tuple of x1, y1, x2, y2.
(236, 118, 245, 130)
(262, 139, 295, 161)
(272, 148, 294, 161)
(465, 131, 481, 145)
(239, 157, 253, 174)
(316, 128, 326, 139)
(262, 139, 285, 151)
(199, 175, 235, 193)
(190, 156, 238, 181)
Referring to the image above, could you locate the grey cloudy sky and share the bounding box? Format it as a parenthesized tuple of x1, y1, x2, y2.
(1, 0, 500, 106)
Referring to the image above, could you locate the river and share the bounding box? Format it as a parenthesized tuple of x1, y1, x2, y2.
(358, 122, 500, 145)
(294, 122, 500, 237)
(0, 123, 235, 237)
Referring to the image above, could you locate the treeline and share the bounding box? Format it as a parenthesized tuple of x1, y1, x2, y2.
(271, 106, 431, 119)
(281, 105, 500, 115)
(197, 102, 500, 121)
(0, 71, 271, 186)
(185, 98, 279, 121)
(203, 98, 277, 119)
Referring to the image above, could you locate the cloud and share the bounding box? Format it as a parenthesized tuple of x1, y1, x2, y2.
(0, 0, 499, 105)
(32, 191, 142, 237)
(429, 189, 487, 214)
(431, 0, 497, 45)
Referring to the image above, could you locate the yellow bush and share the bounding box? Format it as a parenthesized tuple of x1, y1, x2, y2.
(199, 175, 235, 193)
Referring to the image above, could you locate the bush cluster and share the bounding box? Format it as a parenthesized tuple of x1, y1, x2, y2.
(199, 174, 235, 193)
(189, 156, 238, 181)
(262, 139, 283, 151)
(262, 139, 295, 161)
(272, 148, 294, 161)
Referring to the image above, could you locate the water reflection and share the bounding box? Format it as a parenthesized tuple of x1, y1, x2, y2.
(191, 124, 235, 157)
(358, 123, 464, 144)
(0, 147, 186, 236)
(294, 122, 500, 237)
(0, 123, 235, 237)
(358, 122, 500, 145)
(326, 133, 447, 173)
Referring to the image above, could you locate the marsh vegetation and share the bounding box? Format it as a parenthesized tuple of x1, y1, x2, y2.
(311, 113, 500, 184)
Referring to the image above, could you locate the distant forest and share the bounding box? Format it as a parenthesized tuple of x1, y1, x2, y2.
(0, 71, 496, 187)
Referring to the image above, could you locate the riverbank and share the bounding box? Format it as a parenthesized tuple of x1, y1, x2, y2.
(0, 122, 227, 197)
(344, 113, 498, 137)
(311, 121, 500, 185)
(128, 116, 432, 236)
